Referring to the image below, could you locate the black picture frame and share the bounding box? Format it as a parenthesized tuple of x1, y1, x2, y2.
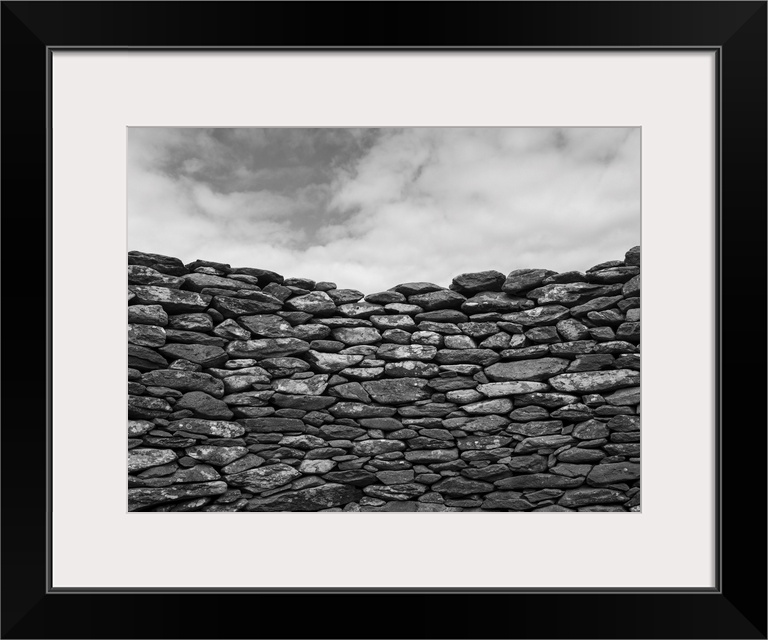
(2, 2, 765, 638)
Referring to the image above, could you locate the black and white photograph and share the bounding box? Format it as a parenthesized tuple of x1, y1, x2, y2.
(127, 127, 641, 512)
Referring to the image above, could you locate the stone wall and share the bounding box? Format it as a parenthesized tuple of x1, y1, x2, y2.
(128, 247, 640, 512)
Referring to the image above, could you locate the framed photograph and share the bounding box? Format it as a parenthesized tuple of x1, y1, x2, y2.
(2, 2, 765, 638)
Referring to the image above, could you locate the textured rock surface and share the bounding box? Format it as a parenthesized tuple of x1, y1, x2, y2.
(128, 248, 640, 511)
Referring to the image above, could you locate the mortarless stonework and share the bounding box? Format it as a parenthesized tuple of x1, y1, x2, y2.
(128, 246, 640, 512)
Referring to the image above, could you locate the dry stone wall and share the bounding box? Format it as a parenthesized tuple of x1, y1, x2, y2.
(128, 246, 641, 512)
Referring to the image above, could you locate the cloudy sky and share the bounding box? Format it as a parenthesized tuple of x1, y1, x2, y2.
(128, 127, 640, 293)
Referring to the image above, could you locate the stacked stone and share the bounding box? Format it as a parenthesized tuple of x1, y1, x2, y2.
(128, 246, 640, 513)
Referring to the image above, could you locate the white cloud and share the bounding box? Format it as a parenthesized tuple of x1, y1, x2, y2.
(128, 128, 640, 293)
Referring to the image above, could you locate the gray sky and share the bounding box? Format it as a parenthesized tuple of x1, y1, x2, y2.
(128, 127, 640, 293)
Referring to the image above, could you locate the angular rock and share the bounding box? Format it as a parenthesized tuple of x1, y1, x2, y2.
(405, 449, 459, 463)
(384, 361, 439, 378)
(587, 462, 640, 485)
(128, 304, 169, 326)
(515, 434, 576, 453)
(128, 448, 177, 472)
(502, 268, 557, 294)
(168, 418, 245, 438)
(237, 314, 295, 338)
(477, 381, 549, 396)
(220, 453, 265, 474)
(285, 291, 336, 315)
(140, 370, 224, 397)
(247, 483, 362, 511)
(305, 350, 365, 373)
(434, 349, 500, 366)
(183, 272, 259, 292)
(212, 294, 283, 318)
(501, 305, 570, 327)
(607, 415, 640, 432)
(323, 470, 378, 487)
(128, 345, 169, 371)
(432, 477, 494, 496)
(241, 417, 306, 433)
(481, 492, 535, 511)
(128, 395, 172, 419)
(461, 291, 533, 314)
(450, 270, 505, 294)
(186, 445, 248, 466)
(391, 282, 443, 296)
(364, 483, 428, 501)
(495, 474, 583, 489)
(338, 302, 385, 319)
(377, 344, 437, 361)
(558, 487, 629, 507)
(158, 344, 227, 368)
(508, 454, 548, 473)
(507, 420, 563, 437)
(361, 378, 431, 404)
(461, 398, 514, 414)
(572, 419, 610, 440)
(604, 387, 640, 406)
(129, 285, 211, 313)
(128, 481, 226, 511)
(226, 463, 302, 492)
(329, 402, 396, 419)
(128, 324, 166, 347)
(352, 439, 406, 455)
(272, 374, 329, 396)
(408, 289, 466, 311)
(128, 251, 188, 276)
(175, 391, 233, 419)
(332, 327, 382, 345)
(227, 338, 310, 359)
(485, 357, 569, 382)
(458, 435, 513, 451)
(549, 370, 639, 393)
(526, 282, 622, 306)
